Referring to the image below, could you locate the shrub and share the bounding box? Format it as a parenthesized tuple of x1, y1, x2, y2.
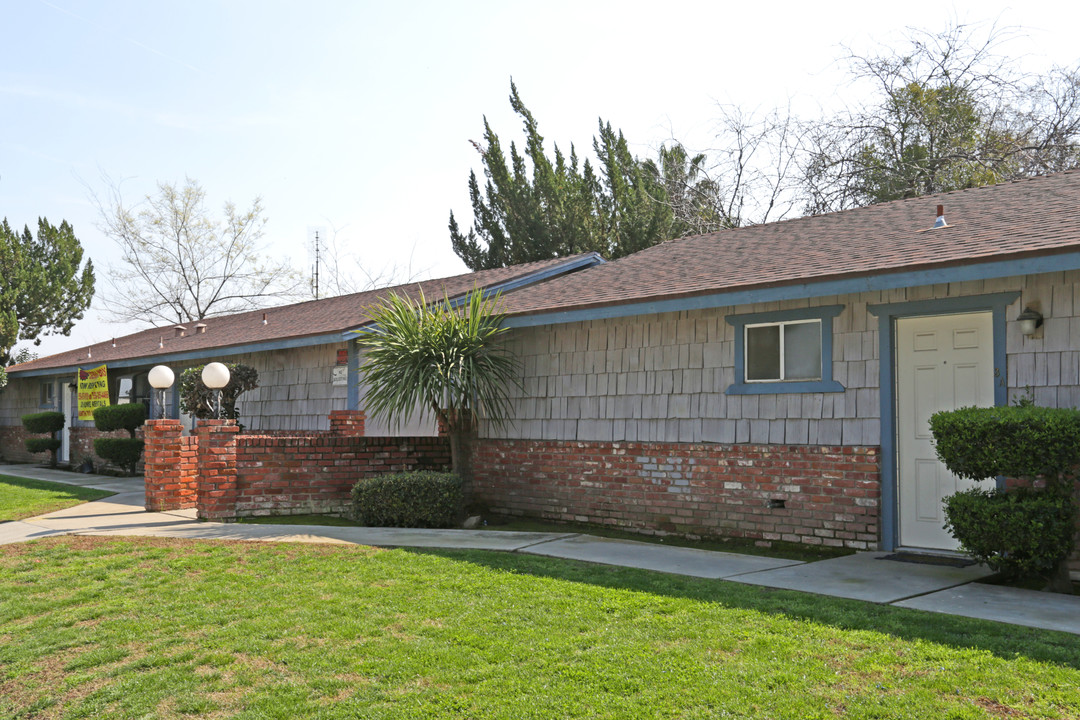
(178, 363, 259, 423)
(25, 437, 62, 456)
(931, 404, 1080, 592)
(21, 411, 65, 435)
(351, 471, 464, 528)
(92, 403, 147, 438)
(929, 405, 1080, 488)
(94, 438, 145, 476)
(944, 487, 1076, 582)
(21, 410, 65, 467)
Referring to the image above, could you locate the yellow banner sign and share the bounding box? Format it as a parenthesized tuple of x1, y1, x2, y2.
(77, 364, 110, 421)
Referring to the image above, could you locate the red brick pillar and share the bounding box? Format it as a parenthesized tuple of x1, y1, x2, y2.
(143, 419, 198, 512)
(329, 410, 366, 437)
(196, 419, 240, 520)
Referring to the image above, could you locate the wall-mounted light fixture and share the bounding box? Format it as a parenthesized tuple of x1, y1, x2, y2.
(201, 362, 231, 419)
(1017, 307, 1044, 337)
(148, 365, 175, 420)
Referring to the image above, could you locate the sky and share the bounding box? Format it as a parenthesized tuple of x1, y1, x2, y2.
(4, 0, 1080, 359)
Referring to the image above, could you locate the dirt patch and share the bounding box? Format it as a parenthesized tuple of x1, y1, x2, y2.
(973, 697, 1030, 718)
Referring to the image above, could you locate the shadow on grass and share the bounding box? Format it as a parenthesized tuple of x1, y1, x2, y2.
(404, 547, 1080, 670)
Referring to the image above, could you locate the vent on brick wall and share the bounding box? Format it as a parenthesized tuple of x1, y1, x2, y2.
(767, 498, 786, 509)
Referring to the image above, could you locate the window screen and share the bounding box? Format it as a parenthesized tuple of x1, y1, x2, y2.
(745, 320, 821, 382)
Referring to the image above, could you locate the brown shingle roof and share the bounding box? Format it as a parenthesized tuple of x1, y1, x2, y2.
(501, 171, 1080, 318)
(10, 254, 595, 374)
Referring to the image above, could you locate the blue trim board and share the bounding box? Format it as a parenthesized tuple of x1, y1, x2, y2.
(346, 339, 361, 411)
(503, 251, 1080, 329)
(11, 331, 350, 379)
(867, 291, 1020, 551)
(725, 305, 845, 395)
(338, 252, 605, 340)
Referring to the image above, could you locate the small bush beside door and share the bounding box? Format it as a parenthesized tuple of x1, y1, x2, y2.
(931, 405, 1079, 593)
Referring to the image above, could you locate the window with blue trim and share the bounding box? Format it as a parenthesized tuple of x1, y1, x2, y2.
(726, 305, 845, 395)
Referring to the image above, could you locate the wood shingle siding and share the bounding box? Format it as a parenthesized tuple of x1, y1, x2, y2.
(485, 270, 1080, 446)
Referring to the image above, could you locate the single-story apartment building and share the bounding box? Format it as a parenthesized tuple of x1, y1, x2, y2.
(5, 171, 1080, 560)
(0, 253, 602, 466)
(473, 171, 1080, 556)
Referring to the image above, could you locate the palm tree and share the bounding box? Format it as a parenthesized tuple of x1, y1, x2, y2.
(354, 288, 520, 485)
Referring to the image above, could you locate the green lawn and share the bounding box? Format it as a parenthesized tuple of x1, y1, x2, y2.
(0, 474, 112, 522)
(1, 537, 1078, 719)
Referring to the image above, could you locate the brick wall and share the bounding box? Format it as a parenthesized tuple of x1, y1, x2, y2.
(143, 420, 198, 511)
(0, 424, 34, 463)
(473, 439, 881, 550)
(142, 413, 450, 519)
(235, 435, 450, 517)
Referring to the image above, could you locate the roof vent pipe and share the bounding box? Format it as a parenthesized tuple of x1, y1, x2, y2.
(262, 312, 268, 326)
(933, 204, 948, 229)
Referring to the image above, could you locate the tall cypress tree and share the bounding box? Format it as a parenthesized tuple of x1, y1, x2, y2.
(450, 83, 696, 270)
(0, 218, 95, 366)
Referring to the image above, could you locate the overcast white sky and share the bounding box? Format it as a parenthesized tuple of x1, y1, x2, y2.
(4, 0, 1080, 358)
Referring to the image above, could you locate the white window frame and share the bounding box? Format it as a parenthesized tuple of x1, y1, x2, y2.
(744, 318, 822, 383)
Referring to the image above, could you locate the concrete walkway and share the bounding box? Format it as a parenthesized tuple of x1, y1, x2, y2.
(3, 463, 1079, 636)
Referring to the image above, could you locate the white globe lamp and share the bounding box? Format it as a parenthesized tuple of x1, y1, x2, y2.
(201, 362, 231, 418)
(148, 365, 175, 419)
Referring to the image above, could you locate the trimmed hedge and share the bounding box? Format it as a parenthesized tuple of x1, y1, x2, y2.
(21, 411, 65, 435)
(93, 403, 147, 438)
(94, 438, 145, 476)
(929, 405, 1080, 485)
(352, 471, 463, 528)
(944, 487, 1076, 581)
(25, 437, 62, 455)
(21, 410, 65, 467)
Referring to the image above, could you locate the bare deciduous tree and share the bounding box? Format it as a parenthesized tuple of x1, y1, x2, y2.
(94, 177, 303, 325)
(801, 23, 1080, 214)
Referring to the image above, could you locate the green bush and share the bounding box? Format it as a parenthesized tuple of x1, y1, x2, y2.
(178, 363, 259, 423)
(929, 405, 1080, 485)
(21, 410, 65, 466)
(944, 487, 1076, 582)
(93, 403, 147, 438)
(351, 471, 464, 528)
(21, 411, 65, 435)
(93, 438, 145, 476)
(25, 437, 62, 456)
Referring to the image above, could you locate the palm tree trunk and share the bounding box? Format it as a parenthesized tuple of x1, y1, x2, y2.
(449, 427, 476, 500)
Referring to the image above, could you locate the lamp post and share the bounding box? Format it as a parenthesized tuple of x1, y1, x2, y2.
(201, 362, 231, 419)
(148, 365, 175, 420)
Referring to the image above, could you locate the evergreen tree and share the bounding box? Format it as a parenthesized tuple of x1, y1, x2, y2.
(450, 83, 714, 269)
(0, 218, 95, 367)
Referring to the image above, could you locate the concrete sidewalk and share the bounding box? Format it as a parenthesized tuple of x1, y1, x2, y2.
(3, 463, 1079, 636)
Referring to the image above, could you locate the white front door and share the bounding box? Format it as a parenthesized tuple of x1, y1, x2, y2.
(896, 312, 994, 550)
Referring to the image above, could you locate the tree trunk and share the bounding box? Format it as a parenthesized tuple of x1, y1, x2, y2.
(448, 427, 476, 500)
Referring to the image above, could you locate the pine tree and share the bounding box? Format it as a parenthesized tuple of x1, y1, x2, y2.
(450, 83, 709, 270)
(0, 218, 95, 367)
